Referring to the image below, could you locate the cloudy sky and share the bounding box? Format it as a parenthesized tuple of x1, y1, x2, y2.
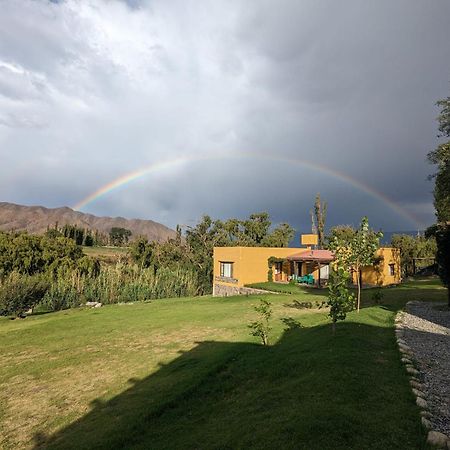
(1, 0, 450, 233)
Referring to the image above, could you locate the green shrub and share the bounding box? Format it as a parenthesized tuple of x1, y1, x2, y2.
(248, 299, 272, 345)
(39, 264, 201, 311)
(41, 277, 83, 311)
(0, 273, 49, 317)
(371, 288, 384, 304)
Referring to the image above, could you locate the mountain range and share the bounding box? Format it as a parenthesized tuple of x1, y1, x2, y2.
(0, 202, 176, 242)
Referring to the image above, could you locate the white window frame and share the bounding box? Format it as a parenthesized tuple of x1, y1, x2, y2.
(220, 262, 234, 278)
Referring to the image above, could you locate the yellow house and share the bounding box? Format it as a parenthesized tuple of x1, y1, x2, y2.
(213, 235, 401, 296)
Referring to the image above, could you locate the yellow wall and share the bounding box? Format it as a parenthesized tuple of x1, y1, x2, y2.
(357, 247, 401, 286)
(213, 246, 401, 290)
(213, 247, 301, 287)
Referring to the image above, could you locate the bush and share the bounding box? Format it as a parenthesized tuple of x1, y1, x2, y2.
(248, 299, 272, 345)
(0, 273, 49, 317)
(371, 288, 384, 304)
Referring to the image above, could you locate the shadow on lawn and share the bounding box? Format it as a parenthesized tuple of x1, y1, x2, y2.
(35, 318, 428, 450)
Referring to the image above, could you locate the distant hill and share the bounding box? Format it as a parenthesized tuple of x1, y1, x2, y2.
(0, 202, 176, 243)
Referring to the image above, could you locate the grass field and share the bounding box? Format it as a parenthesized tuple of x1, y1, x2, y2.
(247, 281, 320, 294)
(0, 279, 446, 449)
(82, 246, 129, 263)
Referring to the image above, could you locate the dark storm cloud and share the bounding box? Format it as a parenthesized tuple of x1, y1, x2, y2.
(0, 0, 449, 232)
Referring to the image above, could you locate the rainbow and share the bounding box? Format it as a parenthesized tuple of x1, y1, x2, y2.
(73, 151, 424, 228)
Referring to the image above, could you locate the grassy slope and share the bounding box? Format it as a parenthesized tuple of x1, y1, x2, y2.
(247, 281, 314, 294)
(0, 279, 446, 449)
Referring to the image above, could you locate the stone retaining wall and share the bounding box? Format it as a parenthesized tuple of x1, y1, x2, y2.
(213, 284, 277, 297)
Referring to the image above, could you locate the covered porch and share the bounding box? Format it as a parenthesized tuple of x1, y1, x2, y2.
(287, 249, 334, 287)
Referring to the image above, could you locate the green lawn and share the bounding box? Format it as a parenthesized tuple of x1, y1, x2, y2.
(247, 281, 315, 294)
(0, 279, 446, 449)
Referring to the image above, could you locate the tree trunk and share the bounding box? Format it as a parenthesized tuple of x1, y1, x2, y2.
(356, 267, 361, 312)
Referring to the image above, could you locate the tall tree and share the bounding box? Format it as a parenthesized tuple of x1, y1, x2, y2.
(427, 96, 450, 306)
(262, 223, 295, 247)
(390, 234, 437, 277)
(313, 194, 327, 249)
(330, 217, 382, 313)
(349, 217, 382, 313)
(109, 227, 132, 246)
(326, 225, 356, 246)
(241, 213, 272, 245)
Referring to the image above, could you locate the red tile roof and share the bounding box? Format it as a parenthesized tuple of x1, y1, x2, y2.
(287, 249, 334, 262)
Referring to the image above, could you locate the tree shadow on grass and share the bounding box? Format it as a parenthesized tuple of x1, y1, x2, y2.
(33, 318, 430, 450)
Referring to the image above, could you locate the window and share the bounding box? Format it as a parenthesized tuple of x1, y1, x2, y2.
(220, 262, 233, 278)
(389, 264, 395, 276)
(274, 262, 283, 274)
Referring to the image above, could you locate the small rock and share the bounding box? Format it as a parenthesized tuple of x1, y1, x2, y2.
(416, 397, 428, 409)
(397, 339, 407, 346)
(401, 357, 412, 364)
(399, 344, 412, 352)
(406, 367, 419, 376)
(421, 410, 432, 418)
(427, 431, 449, 448)
(422, 417, 432, 429)
(407, 301, 420, 306)
(412, 388, 425, 398)
(86, 301, 102, 308)
(410, 380, 422, 390)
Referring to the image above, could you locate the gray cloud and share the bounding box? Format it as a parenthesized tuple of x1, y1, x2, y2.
(1, 0, 449, 233)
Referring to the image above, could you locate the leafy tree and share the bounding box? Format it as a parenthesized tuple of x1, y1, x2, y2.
(427, 96, 450, 222)
(0, 273, 49, 317)
(350, 218, 382, 312)
(109, 227, 132, 246)
(41, 236, 84, 275)
(61, 224, 86, 246)
(434, 225, 450, 306)
(248, 299, 272, 345)
(327, 225, 356, 246)
(261, 223, 295, 247)
(45, 228, 62, 239)
(427, 96, 450, 305)
(428, 144, 450, 222)
(185, 215, 230, 293)
(330, 217, 382, 313)
(77, 256, 101, 278)
(349, 217, 382, 312)
(129, 237, 156, 269)
(326, 265, 355, 334)
(83, 233, 94, 247)
(390, 234, 436, 277)
(0, 231, 83, 278)
(241, 212, 272, 245)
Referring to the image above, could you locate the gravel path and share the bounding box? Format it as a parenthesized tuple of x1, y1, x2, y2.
(401, 301, 450, 436)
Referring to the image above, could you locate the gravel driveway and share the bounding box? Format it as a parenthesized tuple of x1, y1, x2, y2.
(401, 301, 450, 436)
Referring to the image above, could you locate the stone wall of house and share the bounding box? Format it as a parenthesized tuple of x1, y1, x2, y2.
(213, 284, 277, 297)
